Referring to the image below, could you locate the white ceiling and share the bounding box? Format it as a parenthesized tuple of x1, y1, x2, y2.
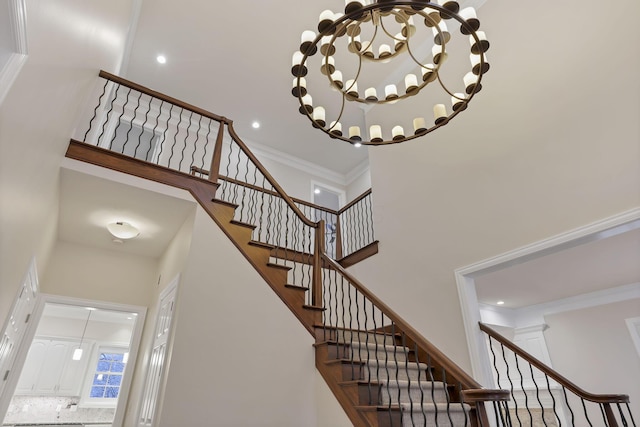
(475, 226, 640, 309)
(57, 168, 195, 258)
(43, 302, 137, 325)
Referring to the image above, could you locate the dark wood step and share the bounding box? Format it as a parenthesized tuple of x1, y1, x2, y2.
(303, 304, 326, 311)
(249, 240, 275, 250)
(266, 262, 291, 271)
(284, 283, 308, 292)
(211, 198, 238, 209)
(230, 219, 256, 230)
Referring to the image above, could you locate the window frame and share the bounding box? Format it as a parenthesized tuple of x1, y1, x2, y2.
(80, 344, 130, 408)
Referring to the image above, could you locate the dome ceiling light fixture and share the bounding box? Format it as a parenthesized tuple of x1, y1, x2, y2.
(291, 0, 490, 146)
(107, 221, 140, 241)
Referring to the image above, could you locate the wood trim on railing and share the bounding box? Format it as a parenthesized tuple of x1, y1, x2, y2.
(321, 253, 483, 390)
(98, 70, 230, 125)
(338, 188, 372, 215)
(479, 322, 630, 404)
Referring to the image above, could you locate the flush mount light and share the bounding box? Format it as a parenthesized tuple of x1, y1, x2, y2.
(252, 121, 260, 129)
(107, 222, 140, 240)
(156, 55, 167, 64)
(496, 301, 505, 305)
(314, 188, 321, 194)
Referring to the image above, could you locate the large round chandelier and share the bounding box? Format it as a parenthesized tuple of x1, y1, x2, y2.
(291, 0, 490, 146)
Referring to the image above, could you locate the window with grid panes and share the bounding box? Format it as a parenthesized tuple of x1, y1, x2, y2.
(89, 350, 126, 399)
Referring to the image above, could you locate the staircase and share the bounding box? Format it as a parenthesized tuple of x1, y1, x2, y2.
(67, 70, 511, 426)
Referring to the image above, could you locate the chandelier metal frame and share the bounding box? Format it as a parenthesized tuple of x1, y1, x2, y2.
(291, 0, 490, 146)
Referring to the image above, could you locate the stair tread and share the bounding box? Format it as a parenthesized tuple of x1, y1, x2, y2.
(303, 304, 326, 311)
(249, 240, 275, 250)
(314, 324, 402, 337)
(266, 262, 291, 271)
(284, 283, 308, 291)
(230, 219, 257, 229)
(212, 198, 238, 209)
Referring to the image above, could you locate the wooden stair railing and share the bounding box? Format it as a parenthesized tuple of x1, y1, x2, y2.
(480, 322, 636, 427)
(69, 70, 516, 426)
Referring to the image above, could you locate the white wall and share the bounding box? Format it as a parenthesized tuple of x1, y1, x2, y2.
(0, 0, 135, 322)
(544, 299, 640, 417)
(157, 206, 318, 427)
(43, 240, 158, 308)
(122, 208, 196, 427)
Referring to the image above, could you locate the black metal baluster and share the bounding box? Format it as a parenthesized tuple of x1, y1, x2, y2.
(622, 402, 636, 427)
(401, 332, 415, 426)
(458, 383, 469, 426)
(500, 343, 522, 426)
(249, 166, 258, 225)
(543, 373, 561, 426)
(561, 386, 575, 426)
(221, 141, 234, 200)
(178, 111, 192, 171)
(230, 146, 242, 206)
(414, 342, 426, 427)
(600, 404, 611, 427)
(121, 90, 142, 154)
(189, 114, 202, 172)
(581, 398, 594, 427)
(109, 87, 132, 150)
(347, 277, 355, 380)
(427, 354, 438, 425)
(98, 83, 120, 144)
(366, 193, 374, 244)
(199, 119, 211, 172)
(356, 198, 364, 252)
(384, 315, 393, 427)
(528, 363, 547, 426)
(155, 103, 171, 166)
(257, 175, 266, 241)
(513, 354, 533, 424)
(83, 79, 108, 142)
(135, 94, 152, 159)
(441, 368, 454, 426)
(148, 100, 164, 164)
(167, 107, 184, 170)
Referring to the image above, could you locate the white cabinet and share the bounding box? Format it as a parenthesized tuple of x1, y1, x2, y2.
(15, 338, 92, 396)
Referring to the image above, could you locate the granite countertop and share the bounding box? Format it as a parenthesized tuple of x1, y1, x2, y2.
(3, 423, 112, 426)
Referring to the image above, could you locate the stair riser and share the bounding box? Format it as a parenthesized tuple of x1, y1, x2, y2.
(399, 410, 470, 427)
(332, 330, 399, 346)
(363, 365, 430, 383)
(379, 384, 448, 405)
(351, 345, 410, 363)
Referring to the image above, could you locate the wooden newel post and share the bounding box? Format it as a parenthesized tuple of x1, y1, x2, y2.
(312, 219, 325, 307)
(209, 120, 226, 183)
(335, 215, 343, 260)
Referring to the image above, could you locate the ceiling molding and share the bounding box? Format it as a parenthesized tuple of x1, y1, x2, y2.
(345, 159, 371, 186)
(243, 138, 362, 187)
(118, 0, 144, 75)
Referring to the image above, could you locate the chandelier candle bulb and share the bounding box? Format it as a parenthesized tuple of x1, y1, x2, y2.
(413, 117, 427, 134)
(345, 79, 359, 98)
(321, 56, 335, 75)
(405, 73, 419, 94)
(348, 35, 362, 53)
(385, 84, 398, 100)
(330, 70, 344, 89)
(464, 71, 480, 94)
(401, 17, 416, 37)
(300, 31, 317, 55)
(318, 10, 336, 34)
(291, 52, 307, 77)
(329, 121, 343, 136)
(361, 41, 374, 58)
(423, 9, 441, 27)
(365, 87, 378, 101)
(392, 125, 405, 140)
(394, 33, 406, 51)
(313, 106, 326, 127)
(433, 22, 451, 45)
(300, 94, 313, 114)
(434, 104, 447, 124)
(369, 125, 383, 142)
(321, 36, 336, 56)
(349, 126, 362, 141)
(470, 31, 489, 54)
(421, 65, 437, 83)
(292, 77, 307, 97)
(459, 7, 480, 34)
(432, 44, 447, 64)
(451, 93, 466, 111)
(470, 53, 489, 75)
(378, 44, 392, 59)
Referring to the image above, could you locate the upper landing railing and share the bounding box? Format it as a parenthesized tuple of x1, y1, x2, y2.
(76, 70, 375, 262)
(480, 322, 636, 427)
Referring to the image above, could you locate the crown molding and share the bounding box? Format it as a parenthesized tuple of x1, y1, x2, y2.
(345, 159, 371, 185)
(243, 138, 358, 187)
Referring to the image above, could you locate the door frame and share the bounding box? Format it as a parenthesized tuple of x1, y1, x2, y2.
(1, 294, 146, 427)
(454, 207, 640, 387)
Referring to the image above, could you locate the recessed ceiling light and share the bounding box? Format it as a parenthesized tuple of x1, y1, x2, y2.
(252, 121, 260, 129)
(496, 301, 505, 305)
(156, 55, 166, 64)
(314, 188, 321, 194)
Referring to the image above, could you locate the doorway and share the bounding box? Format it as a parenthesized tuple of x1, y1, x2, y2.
(1, 295, 146, 427)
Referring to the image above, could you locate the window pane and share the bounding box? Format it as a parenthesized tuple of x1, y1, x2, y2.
(107, 375, 122, 386)
(111, 353, 124, 362)
(111, 362, 125, 373)
(105, 387, 119, 398)
(90, 386, 105, 398)
(93, 374, 107, 386)
(97, 361, 111, 372)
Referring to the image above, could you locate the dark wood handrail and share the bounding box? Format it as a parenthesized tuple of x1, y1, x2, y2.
(225, 123, 316, 227)
(98, 70, 230, 125)
(338, 188, 372, 215)
(321, 253, 483, 390)
(479, 322, 630, 404)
